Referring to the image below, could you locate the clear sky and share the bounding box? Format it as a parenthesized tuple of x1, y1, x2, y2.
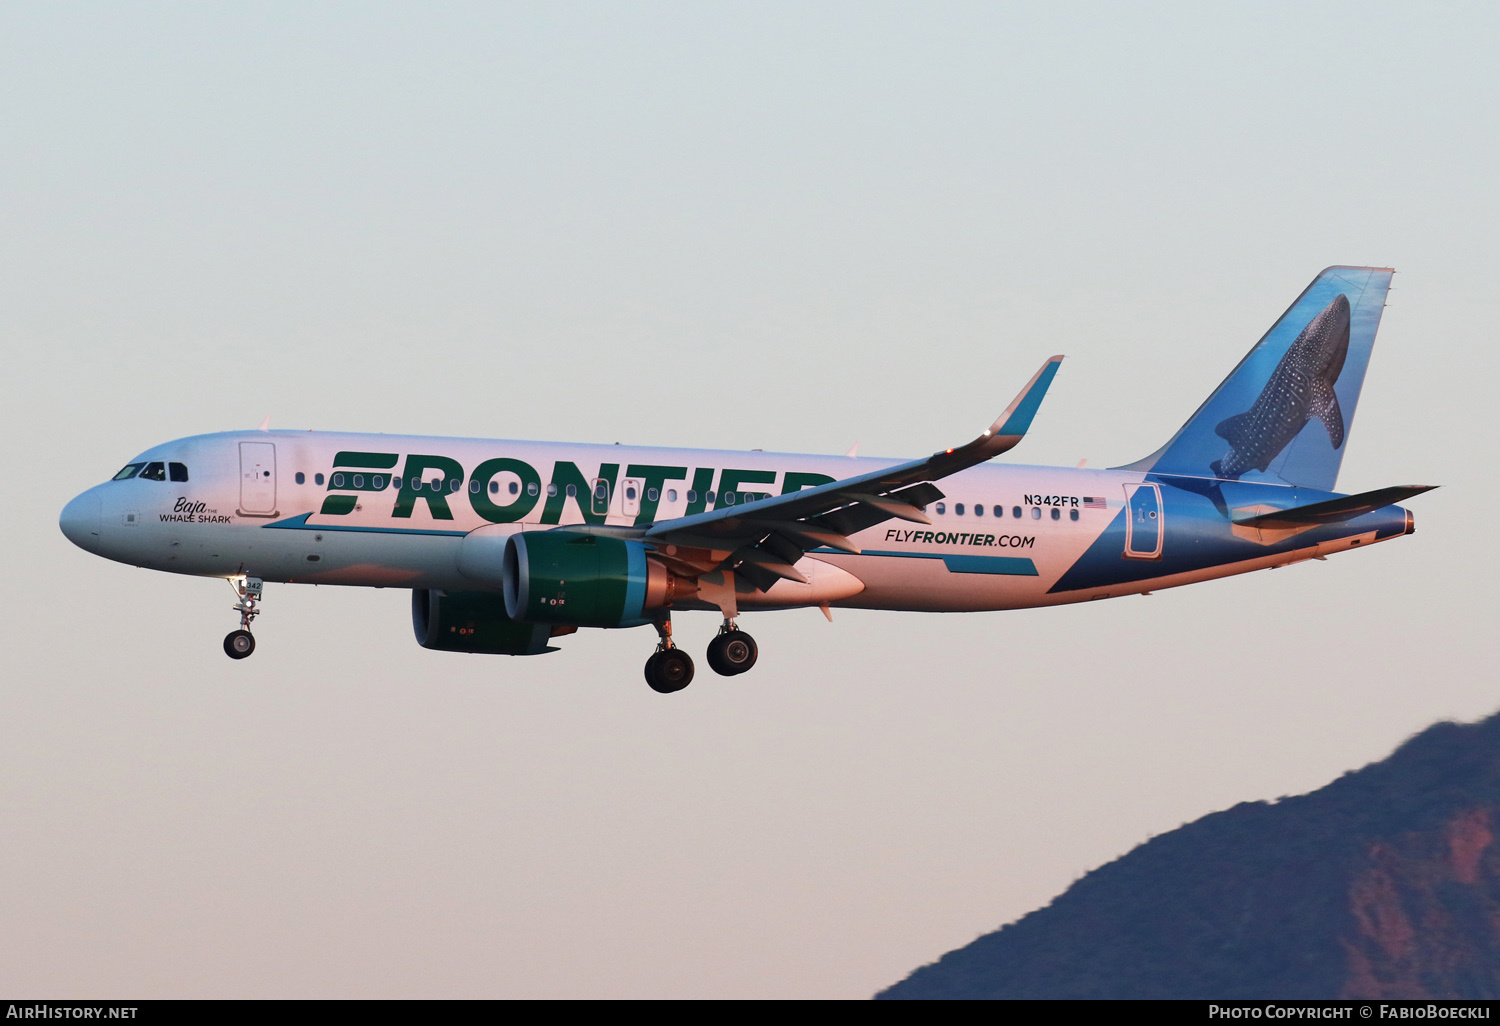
(2, 2, 1495, 999)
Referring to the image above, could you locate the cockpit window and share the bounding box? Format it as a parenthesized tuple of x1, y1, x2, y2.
(169, 462, 189, 482)
(112, 463, 145, 481)
(139, 462, 167, 481)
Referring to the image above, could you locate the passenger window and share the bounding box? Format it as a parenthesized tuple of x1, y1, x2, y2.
(974, 504, 983, 517)
(112, 463, 145, 481)
(723, 491, 736, 505)
(169, 462, 189, 482)
(1070, 508, 1079, 521)
(955, 503, 965, 515)
(1050, 507, 1060, 520)
(527, 482, 539, 496)
(565, 484, 576, 498)
(470, 480, 480, 493)
(1031, 507, 1041, 519)
(489, 481, 499, 494)
(935, 502, 946, 515)
(295, 472, 306, 485)
(353, 475, 365, 488)
(627, 485, 639, 501)
(509, 481, 519, 495)
(994, 505, 1003, 517)
(332, 473, 345, 488)
(687, 490, 697, 503)
(315, 473, 325, 486)
(647, 487, 659, 502)
(667, 489, 677, 502)
(139, 462, 166, 481)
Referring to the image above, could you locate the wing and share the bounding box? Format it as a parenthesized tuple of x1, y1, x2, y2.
(643, 356, 1064, 591)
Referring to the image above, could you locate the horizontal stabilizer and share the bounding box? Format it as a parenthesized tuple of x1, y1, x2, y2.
(1232, 485, 1436, 529)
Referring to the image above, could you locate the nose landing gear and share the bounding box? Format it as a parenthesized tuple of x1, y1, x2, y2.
(706, 620, 758, 676)
(223, 576, 263, 660)
(644, 618, 694, 694)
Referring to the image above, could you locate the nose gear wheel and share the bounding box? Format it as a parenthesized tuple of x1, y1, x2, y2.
(224, 630, 255, 659)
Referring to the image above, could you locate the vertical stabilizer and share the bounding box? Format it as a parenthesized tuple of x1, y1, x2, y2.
(1120, 266, 1393, 490)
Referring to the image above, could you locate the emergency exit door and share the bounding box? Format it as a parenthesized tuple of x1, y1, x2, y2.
(239, 442, 278, 516)
(590, 477, 612, 517)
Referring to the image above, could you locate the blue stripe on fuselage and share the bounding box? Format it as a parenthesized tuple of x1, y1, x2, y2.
(816, 547, 1038, 576)
(263, 512, 468, 537)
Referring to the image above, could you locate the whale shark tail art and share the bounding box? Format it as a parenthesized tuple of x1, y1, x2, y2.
(1120, 266, 1393, 491)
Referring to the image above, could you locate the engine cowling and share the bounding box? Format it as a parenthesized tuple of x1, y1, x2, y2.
(502, 530, 694, 627)
(412, 588, 558, 655)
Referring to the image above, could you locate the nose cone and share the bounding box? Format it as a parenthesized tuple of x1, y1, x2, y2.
(60, 489, 103, 554)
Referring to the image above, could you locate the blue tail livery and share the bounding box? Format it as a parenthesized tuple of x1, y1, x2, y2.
(1123, 266, 1393, 490)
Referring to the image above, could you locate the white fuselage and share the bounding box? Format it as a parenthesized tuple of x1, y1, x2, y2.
(61, 429, 1392, 617)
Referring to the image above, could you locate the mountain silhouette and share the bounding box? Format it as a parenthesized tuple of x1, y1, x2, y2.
(878, 711, 1500, 999)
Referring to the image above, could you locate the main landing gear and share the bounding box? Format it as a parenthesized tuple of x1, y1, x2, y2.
(643, 617, 759, 693)
(644, 619, 694, 694)
(223, 576, 262, 660)
(707, 619, 758, 677)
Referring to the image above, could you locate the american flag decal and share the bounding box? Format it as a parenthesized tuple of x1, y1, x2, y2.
(1083, 496, 1108, 508)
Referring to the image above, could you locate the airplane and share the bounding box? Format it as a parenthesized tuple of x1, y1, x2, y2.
(59, 266, 1432, 693)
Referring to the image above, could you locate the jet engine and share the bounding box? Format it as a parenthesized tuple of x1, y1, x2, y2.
(411, 588, 559, 655)
(501, 530, 696, 628)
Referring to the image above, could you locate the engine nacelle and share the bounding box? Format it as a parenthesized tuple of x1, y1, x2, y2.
(411, 588, 558, 655)
(502, 530, 695, 628)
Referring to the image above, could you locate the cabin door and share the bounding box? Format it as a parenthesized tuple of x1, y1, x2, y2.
(1123, 483, 1163, 560)
(239, 442, 278, 516)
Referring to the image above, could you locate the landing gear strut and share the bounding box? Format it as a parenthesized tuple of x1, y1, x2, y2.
(706, 619, 758, 676)
(223, 576, 262, 660)
(644, 618, 694, 694)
